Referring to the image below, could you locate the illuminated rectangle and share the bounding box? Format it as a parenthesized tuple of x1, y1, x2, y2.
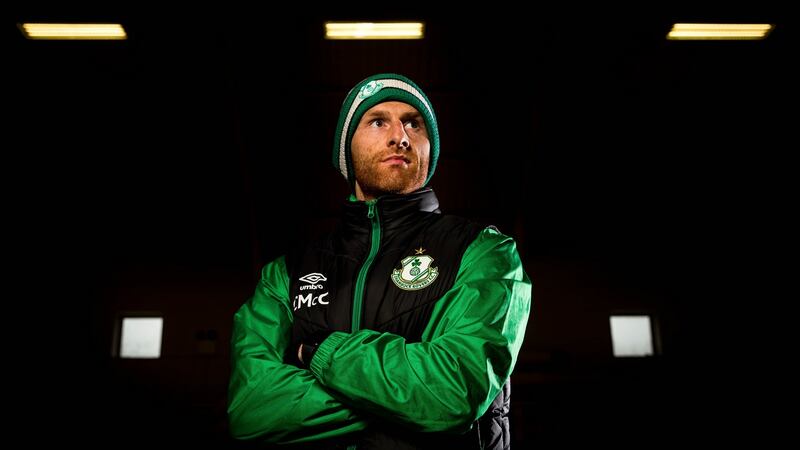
(667, 23, 773, 40)
(610, 315, 653, 357)
(325, 22, 424, 40)
(19, 23, 128, 40)
(120, 317, 163, 358)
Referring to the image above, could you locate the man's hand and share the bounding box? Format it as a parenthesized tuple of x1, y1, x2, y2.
(295, 330, 332, 367)
(298, 341, 321, 365)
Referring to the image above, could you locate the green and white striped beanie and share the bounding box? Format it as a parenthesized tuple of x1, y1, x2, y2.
(332, 73, 439, 189)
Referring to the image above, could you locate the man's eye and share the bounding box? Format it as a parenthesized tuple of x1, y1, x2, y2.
(370, 119, 384, 127)
(404, 120, 419, 129)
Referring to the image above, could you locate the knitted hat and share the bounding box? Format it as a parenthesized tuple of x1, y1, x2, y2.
(332, 73, 439, 189)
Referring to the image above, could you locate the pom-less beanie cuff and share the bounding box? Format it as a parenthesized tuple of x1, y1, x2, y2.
(332, 73, 439, 189)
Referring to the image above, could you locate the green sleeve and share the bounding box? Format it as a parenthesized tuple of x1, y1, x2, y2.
(308, 228, 532, 432)
(227, 256, 367, 443)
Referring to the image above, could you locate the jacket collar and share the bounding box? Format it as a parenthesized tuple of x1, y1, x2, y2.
(341, 187, 441, 235)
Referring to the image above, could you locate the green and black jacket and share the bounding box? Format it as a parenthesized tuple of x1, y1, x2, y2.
(228, 188, 532, 449)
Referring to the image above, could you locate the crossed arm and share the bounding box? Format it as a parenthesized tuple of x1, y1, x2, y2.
(227, 229, 531, 443)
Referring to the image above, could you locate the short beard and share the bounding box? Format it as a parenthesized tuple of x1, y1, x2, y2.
(353, 154, 427, 199)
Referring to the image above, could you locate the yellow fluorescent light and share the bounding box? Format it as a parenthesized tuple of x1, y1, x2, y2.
(19, 23, 127, 40)
(667, 23, 773, 40)
(325, 22, 424, 40)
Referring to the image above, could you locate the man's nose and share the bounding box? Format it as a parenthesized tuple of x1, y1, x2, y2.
(388, 121, 410, 149)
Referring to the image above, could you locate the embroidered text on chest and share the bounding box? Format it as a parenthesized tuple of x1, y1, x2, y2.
(294, 272, 330, 311)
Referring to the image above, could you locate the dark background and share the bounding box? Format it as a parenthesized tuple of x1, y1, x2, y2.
(7, 4, 794, 447)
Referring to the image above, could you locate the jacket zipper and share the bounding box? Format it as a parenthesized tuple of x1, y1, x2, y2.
(351, 200, 380, 332)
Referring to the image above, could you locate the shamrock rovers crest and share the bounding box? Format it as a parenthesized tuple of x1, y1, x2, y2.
(391, 251, 439, 291)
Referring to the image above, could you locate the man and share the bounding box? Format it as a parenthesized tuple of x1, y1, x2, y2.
(228, 73, 532, 449)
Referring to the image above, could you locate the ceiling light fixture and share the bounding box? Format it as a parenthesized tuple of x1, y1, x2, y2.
(19, 23, 128, 40)
(325, 22, 424, 40)
(667, 23, 773, 40)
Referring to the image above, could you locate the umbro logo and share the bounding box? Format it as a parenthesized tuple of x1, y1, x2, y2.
(299, 272, 327, 290)
(295, 273, 330, 311)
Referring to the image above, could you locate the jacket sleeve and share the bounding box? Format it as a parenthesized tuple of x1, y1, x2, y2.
(227, 256, 367, 443)
(308, 228, 532, 433)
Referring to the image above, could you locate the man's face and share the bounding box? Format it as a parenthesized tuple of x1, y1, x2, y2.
(351, 101, 430, 201)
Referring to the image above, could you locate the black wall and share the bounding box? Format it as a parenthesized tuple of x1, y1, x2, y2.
(8, 5, 792, 447)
